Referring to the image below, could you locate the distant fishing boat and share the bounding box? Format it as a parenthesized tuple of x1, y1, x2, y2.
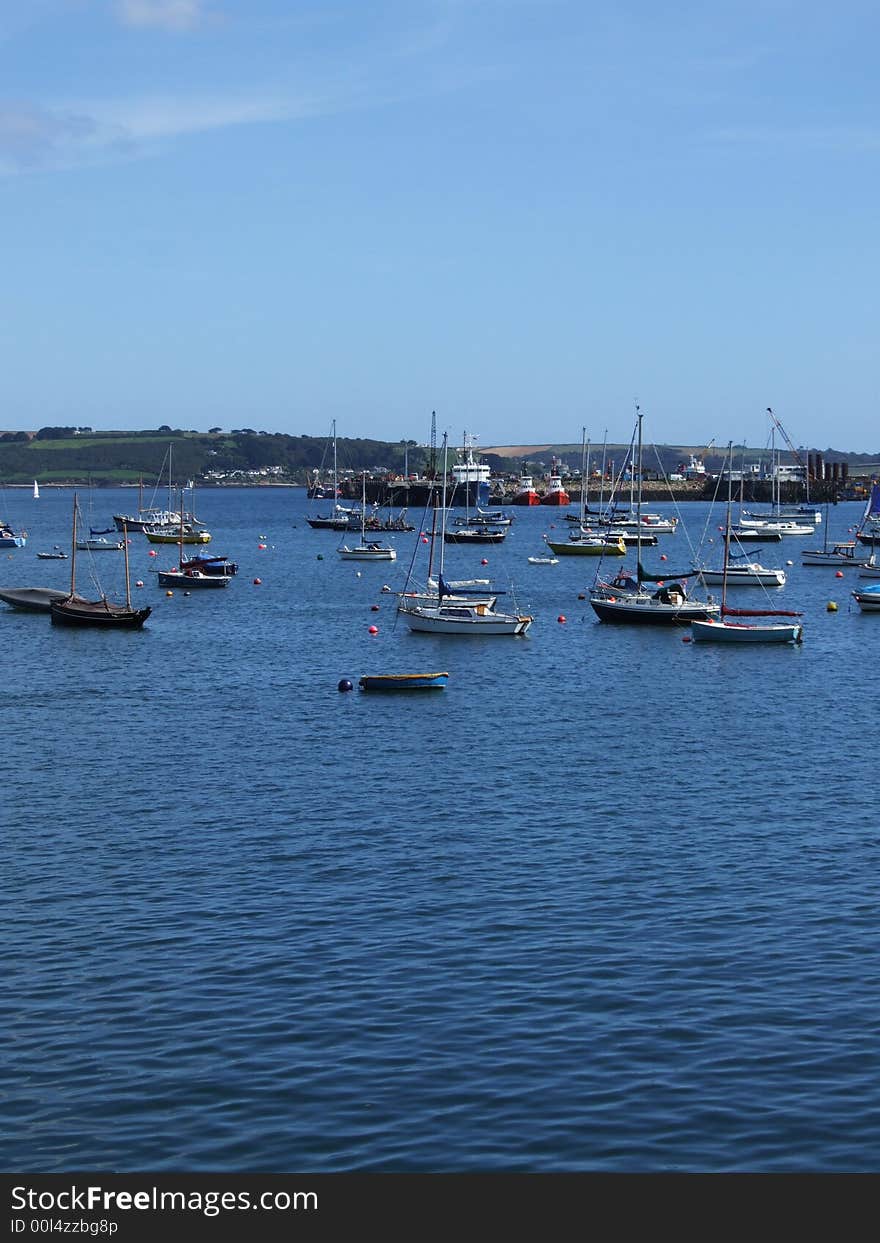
(539, 458, 570, 506)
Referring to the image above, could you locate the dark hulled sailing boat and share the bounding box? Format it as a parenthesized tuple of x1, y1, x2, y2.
(50, 496, 152, 628)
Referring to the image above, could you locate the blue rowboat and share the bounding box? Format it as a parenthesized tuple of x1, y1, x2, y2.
(358, 672, 449, 692)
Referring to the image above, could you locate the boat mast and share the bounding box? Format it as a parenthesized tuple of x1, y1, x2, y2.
(599, 429, 608, 519)
(721, 441, 733, 612)
(123, 521, 132, 608)
(332, 419, 338, 505)
(579, 427, 588, 528)
(178, 489, 185, 569)
(69, 492, 78, 597)
(635, 407, 643, 583)
(361, 472, 367, 546)
(426, 499, 438, 582)
(438, 432, 449, 591)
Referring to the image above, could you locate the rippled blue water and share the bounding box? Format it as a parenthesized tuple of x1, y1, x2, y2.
(3, 486, 879, 1172)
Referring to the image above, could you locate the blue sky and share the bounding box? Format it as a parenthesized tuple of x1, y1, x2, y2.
(2, 1, 878, 452)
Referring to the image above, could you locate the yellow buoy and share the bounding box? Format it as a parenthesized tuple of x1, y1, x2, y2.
(827, 601, 838, 612)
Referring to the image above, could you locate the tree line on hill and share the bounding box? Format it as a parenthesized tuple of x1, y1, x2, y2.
(0, 425, 875, 486)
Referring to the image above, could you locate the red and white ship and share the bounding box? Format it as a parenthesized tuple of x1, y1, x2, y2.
(539, 459, 570, 506)
(512, 470, 540, 506)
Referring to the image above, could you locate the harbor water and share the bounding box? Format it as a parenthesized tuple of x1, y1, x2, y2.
(3, 486, 878, 1171)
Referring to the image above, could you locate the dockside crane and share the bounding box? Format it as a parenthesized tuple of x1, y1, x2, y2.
(766, 407, 809, 477)
(426, 410, 437, 479)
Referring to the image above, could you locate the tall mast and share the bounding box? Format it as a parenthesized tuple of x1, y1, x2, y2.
(123, 521, 132, 608)
(332, 420, 338, 503)
(178, 489, 185, 569)
(69, 492, 78, 597)
(721, 441, 733, 611)
(599, 429, 608, 518)
(635, 406, 643, 581)
(579, 427, 588, 527)
(439, 432, 449, 584)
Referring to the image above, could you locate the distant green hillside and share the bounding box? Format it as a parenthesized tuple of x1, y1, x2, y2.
(0, 426, 876, 486)
(0, 427, 428, 486)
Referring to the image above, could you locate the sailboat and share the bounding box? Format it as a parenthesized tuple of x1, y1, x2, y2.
(399, 436, 533, 634)
(337, 474, 397, 560)
(157, 494, 231, 588)
(589, 411, 720, 625)
(697, 463, 787, 586)
(691, 445, 803, 644)
(50, 497, 151, 628)
(801, 502, 872, 567)
(443, 445, 506, 546)
(855, 483, 880, 548)
(33, 480, 39, 500)
(546, 429, 627, 557)
(307, 421, 355, 530)
(739, 413, 815, 534)
(113, 452, 181, 532)
(144, 477, 211, 544)
(728, 450, 784, 543)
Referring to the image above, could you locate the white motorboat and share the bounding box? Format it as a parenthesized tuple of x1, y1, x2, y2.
(737, 517, 815, 536)
(851, 584, 880, 612)
(401, 601, 532, 635)
(697, 561, 786, 587)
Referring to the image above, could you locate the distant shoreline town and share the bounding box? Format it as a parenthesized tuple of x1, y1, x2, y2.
(0, 425, 877, 503)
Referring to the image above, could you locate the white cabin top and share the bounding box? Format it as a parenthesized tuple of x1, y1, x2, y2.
(451, 433, 491, 484)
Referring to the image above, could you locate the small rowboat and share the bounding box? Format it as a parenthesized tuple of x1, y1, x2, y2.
(358, 672, 449, 692)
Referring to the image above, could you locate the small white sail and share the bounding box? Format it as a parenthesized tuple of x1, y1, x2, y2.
(33, 480, 40, 499)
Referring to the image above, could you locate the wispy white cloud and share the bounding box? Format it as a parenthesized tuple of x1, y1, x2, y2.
(114, 0, 213, 32)
(0, 101, 105, 170)
(0, 88, 331, 173)
(92, 91, 325, 140)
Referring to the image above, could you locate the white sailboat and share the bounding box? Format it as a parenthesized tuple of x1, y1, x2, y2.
(691, 444, 804, 644)
(33, 480, 39, 500)
(337, 473, 397, 560)
(697, 476, 787, 586)
(740, 408, 819, 528)
(399, 435, 532, 635)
